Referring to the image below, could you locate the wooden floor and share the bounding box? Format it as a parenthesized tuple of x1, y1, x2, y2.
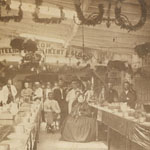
(37, 131, 108, 150)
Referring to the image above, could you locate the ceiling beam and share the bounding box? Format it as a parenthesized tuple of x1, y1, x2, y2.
(64, 0, 92, 48)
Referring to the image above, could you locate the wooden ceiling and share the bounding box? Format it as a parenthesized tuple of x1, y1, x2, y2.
(0, 0, 150, 54)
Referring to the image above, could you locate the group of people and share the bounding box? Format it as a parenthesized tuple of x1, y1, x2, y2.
(99, 81, 137, 108)
(20, 79, 96, 142)
(0, 77, 137, 143)
(0, 78, 96, 142)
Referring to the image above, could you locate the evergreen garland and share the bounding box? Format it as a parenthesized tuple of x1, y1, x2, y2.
(74, 2, 104, 26)
(115, 0, 147, 32)
(33, 0, 65, 24)
(0, 2, 23, 22)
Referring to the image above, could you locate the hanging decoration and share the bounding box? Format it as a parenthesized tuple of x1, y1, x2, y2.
(1, 0, 11, 13)
(0, 0, 23, 22)
(10, 38, 24, 51)
(135, 42, 150, 58)
(10, 37, 42, 72)
(35, 0, 43, 6)
(74, 0, 147, 31)
(75, 52, 93, 62)
(33, 0, 65, 24)
(23, 39, 38, 52)
(115, 0, 147, 32)
(74, 0, 104, 26)
(107, 60, 133, 74)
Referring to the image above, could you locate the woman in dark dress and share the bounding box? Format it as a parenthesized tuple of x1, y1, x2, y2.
(61, 92, 96, 142)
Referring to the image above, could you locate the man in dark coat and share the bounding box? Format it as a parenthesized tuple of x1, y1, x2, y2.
(53, 79, 68, 125)
(105, 82, 118, 103)
(120, 81, 137, 109)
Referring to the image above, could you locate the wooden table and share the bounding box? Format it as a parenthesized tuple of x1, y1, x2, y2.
(0, 112, 17, 125)
(0, 102, 42, 150)
(89, 104, 150, 150)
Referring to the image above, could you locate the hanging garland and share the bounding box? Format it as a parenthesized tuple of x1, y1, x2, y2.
(35, 0, 43, 6)
(107, 60, 133, 74)
(1, 0, 11, 13)
(23, 39, 38, 52)
(75, 52, 92, 62)
(0, 2, 23, 22)
(33, 0, 65, 24)
(135, 42, 150, 58)
(10, 38, 24, 51)
(115, 0, 147, 32)
(74, 1, 104, 26)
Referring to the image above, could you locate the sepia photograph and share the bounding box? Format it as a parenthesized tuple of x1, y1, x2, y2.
(0, 0, 150, 150)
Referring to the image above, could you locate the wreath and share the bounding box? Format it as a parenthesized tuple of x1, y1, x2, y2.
(10, 38, 24, 51)
(74, 2, 104, 26)
(115, 0, 147, 32)
(75, 52, 92, 62)
(23, 39, 38, 52)
(135, 42, 150, 58)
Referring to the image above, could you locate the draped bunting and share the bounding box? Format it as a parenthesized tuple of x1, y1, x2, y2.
(128, 122, 150, 150)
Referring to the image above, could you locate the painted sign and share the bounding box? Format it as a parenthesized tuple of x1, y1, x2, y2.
(37, 42, 66, 56)
(0, 48, 19, 54)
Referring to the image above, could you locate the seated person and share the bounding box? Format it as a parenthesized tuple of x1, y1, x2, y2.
(44, 91, 61, 133)
(32, 82, 43, 101)
(120, 81, 137, 109)
(61, 92, 96, 142)
(20, 82, 33, 103)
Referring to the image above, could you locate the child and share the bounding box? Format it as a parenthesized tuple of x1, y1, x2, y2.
(44, 91, 61, 133)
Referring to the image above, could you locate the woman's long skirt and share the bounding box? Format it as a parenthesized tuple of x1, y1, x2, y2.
(61, 115, 96, 142)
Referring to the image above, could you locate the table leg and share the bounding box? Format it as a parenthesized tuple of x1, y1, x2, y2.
(129, 140, 132, 150)
(96, 120, 99, 141)
(107, 127, 111, 150)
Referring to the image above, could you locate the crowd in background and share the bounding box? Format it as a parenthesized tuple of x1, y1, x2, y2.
(0, 77, 137, 142)
(98, 81, 137, 109)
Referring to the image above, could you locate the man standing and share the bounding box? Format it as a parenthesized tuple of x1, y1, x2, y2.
(21, 82, 33, 103)
(3, 79, 17, 104)
(53, 79, 67, 124)
(105, 82, 118, 103)
(66, 80, 81, 114)
(120, 81, 137, 109)
(32, 82, 43, 101)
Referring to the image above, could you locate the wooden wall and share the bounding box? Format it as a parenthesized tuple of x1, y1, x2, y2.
(134, 76, 150, 104)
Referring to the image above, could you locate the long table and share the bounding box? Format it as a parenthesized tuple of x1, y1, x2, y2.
(0, 102, 42, 150)
(90, 104, 150, 150)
